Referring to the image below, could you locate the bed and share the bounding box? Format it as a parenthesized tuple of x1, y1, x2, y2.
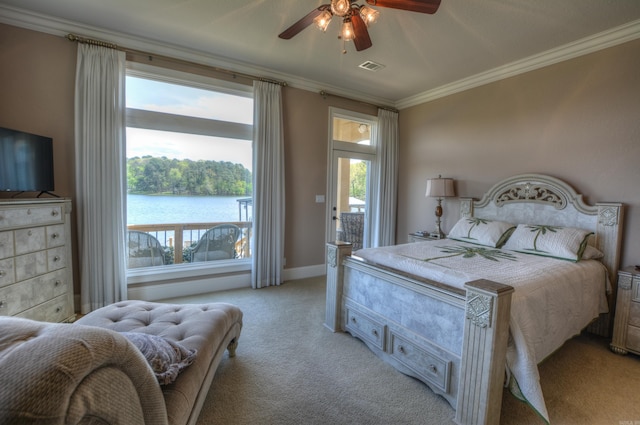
(324, 174, 624, 425)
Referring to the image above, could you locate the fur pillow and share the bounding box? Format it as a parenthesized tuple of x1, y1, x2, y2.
(121, 332, 197, 385)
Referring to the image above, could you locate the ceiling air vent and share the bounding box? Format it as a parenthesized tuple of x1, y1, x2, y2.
(358, 61, 385, 72)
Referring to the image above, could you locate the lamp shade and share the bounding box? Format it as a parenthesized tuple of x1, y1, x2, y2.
(425, 177, 455, 198)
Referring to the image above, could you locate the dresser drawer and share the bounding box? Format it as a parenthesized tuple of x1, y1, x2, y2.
(389, 331, 452, 393)
(0, 270, 68, 316)
(345, 304, 386, 351)
(15, 251, 48, 281)
(627, 325, 640, 354)
(16, 294, 74, 323)
(628, 301, 640, 327)
(0, 205, 64, 229)
(46, 224, 66, 248)
(0, 231, 14, 259)
(47, 246, 67, 271)
(632, 278, 640, 302)
(14, 227, 46, 255)
(0, 258, 16, 288)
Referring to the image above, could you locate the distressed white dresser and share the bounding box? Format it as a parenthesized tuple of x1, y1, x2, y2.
(610, 266, 640, 355)
(0, 199, 75, 322)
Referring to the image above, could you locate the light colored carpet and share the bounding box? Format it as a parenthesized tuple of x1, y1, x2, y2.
(164, 276, 640, 425)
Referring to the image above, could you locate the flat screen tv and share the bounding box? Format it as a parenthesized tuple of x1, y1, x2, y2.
(0, 127, 55, 195)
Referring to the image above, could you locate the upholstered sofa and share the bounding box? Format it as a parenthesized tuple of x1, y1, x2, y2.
(0, 300, 243, 425)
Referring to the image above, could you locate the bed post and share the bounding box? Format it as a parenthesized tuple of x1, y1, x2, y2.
(456, 279, 514, 425)
(325, 242, 353, 332)
(588, 202, 624, 337)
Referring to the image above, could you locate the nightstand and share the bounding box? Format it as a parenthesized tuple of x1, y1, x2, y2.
(610, 267, 640, 355)
(408, 232, 445, 243)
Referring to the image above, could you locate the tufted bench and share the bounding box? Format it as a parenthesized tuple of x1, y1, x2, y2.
(76, 300, 243, 425)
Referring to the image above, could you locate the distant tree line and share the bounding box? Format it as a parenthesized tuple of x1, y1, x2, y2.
(127, 156, 252, 196)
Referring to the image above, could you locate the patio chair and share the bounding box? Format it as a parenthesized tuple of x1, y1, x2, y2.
(126, 230, 166, 268)
(191, 224, 241, 262)
(339, 212, 364, 251)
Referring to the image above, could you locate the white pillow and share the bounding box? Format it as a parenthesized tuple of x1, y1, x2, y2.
(502, 224, 593, 262)
(448, 218, 515, 248)
(581, 245, 604, 260)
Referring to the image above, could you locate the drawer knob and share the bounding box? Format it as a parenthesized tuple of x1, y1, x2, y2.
(372, 329, 378, 337)
(0, 270, 5, 277)
(53, 255, 61, 262)
(398, 345, 406, 354)
(52, 233, 59, 239)
(51, 210, 59, 217)
(0, 300, 5, 308)
(429, 364, 438, 374)
(54, 280, 61, 286)
(56, 306, 61, 312)
(28, 230, 33, 236)
(351, 317, 357, 323)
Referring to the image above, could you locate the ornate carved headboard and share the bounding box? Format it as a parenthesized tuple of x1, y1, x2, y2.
(459, 174, 624, 334)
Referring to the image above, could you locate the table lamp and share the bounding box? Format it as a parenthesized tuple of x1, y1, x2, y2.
(425, 175, 455, 239)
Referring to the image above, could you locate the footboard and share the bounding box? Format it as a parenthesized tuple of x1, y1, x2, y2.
(325, 242, 513, 425)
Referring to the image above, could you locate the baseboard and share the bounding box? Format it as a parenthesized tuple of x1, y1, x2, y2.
(283, 264, 326, 282)
(125, 263, 326, 301)
(128, 273, 252, 301)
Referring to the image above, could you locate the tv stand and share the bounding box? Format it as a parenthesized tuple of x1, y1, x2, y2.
(37, 191, 60, 198)
(9, 191, 60, 198)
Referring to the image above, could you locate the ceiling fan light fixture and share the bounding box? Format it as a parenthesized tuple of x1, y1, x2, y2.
(359, 5, 379, 26)
(314, 10, 333, 31)
(340, 18, 356, 40)
(331, 0, 351, 17)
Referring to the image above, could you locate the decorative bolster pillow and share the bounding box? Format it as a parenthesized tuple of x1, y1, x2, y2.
(448, 217, 516, 248)
(502, 224, 594, 262)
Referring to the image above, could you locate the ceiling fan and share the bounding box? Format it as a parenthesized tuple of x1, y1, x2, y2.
(278, 0, 441, 53)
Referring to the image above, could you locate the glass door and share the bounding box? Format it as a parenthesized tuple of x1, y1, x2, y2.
(327, 109, 377, 252)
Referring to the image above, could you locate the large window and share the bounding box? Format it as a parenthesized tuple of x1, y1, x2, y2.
(125, 64, 253, 274)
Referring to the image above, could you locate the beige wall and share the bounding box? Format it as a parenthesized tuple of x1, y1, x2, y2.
(282, 87, 376, 268)
(398, 38, 640, 268)
(0, 23, 376, 299)
(2, 21, 637, 296)
(0, 23, 80, 292)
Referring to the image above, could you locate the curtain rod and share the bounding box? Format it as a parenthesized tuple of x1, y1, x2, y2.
(66, 33, 287, 87)
(319, 90, 398, 113)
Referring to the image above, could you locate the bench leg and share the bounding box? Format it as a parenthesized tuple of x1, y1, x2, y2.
(227, 339, 239, 357)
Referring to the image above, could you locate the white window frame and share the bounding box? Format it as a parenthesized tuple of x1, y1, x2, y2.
(125, 62, 254, 286)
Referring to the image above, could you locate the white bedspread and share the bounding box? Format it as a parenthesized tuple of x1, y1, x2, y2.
(354, 240, 610, 423)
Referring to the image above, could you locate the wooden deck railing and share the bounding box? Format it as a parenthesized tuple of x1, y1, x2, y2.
(127, 221, 252, 264)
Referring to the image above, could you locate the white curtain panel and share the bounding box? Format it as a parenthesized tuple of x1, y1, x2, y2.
(74, 44, 127, 313)
(251, 81, 285, 288)
(374, 109, 399, 247)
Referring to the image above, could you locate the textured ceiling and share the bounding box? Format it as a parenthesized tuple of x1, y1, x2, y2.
(1, 0, 640, 107)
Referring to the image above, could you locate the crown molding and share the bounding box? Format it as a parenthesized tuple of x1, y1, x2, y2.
(1, 5, 638, 111)
(0, 4, 394, 109)
(396, 19, 640, 110)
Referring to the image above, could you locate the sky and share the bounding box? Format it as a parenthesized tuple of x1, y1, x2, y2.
(126, 76, 253, 170)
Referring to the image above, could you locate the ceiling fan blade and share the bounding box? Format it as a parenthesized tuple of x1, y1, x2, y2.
(351, 14, 373, 51)
(278, 7, 326, 39)
(365, 0, 441, 14)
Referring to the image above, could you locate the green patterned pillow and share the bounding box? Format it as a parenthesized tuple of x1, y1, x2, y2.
(448, 218, 516, 248)
(502, 224, 593, 261)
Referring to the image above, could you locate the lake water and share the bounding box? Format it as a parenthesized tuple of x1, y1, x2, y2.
(127, 194, 252, 225)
